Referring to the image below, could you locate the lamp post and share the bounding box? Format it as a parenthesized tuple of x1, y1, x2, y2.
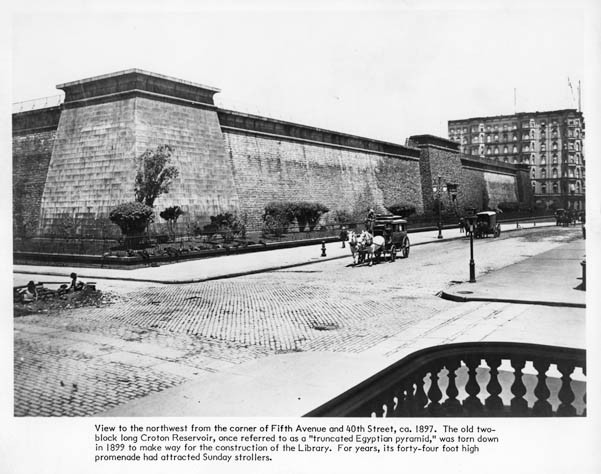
(432, 176, 447, 239)
(467, 212, 477, 283)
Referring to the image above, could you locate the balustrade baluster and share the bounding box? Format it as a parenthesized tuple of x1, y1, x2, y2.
(556, 362, 576, 416)
(413, 372, 429, 416)
(463, 356, 483, 415)
(532, 359, 552, 416)
(484, 356, 504, 414)
(394, 382, 411, 417)
(509, 357, 528, 415)
(443, 359, 462, 415)
(426, 364, 444, 416)
(404, 382, 418, 416)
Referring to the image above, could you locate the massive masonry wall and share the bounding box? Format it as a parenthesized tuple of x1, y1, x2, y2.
(131, 97, 239, 221)
(410, 135, 528, 213)
(222, 129, 423, 229)
(39, 99, 137, 234)
(13, 70, 534, 239)
(38, 70, 239, 235)
(12, 107, 61, 236)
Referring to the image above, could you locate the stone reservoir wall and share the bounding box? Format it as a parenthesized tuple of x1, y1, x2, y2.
(12, 70, 534, 240)
(220, 111, 423, 229)
(12, 107, 61, 236)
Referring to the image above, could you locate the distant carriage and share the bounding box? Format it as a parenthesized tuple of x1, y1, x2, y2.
(473, 211, 501, 239)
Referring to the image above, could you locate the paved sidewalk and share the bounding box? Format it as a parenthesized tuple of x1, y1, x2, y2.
(14, 220, 554, 284)
(442, 238, 586, 307)
(102, 236, 585, 417)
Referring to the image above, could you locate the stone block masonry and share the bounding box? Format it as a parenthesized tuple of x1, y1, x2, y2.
(222, 119, 423, 230)
(12, 69, 532, 239)
(37, 70, 239, 235)
(13, 107, 61, 236)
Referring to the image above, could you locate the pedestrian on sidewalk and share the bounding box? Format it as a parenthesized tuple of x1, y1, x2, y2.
(339, 226, 348, 248)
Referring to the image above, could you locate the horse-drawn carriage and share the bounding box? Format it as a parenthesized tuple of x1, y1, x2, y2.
(473, 211, 501, 238)
(349, 215, 410, 265)
(555, 208, 574, 227)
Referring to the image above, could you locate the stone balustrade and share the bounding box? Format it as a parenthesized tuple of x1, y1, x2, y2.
(305, 342, 586, 417)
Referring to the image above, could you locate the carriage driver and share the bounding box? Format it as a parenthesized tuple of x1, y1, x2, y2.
(366, 208, 376, 234)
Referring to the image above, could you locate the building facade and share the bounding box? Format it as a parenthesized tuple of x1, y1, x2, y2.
(448, 110, 585, 211)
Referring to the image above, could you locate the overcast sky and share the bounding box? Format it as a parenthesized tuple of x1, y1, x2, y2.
(10, 0, 590, 144)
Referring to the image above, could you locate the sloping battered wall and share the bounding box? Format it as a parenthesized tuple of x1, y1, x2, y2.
(222, 125, 423, 229)
(12, 107, 61, 236)
(37, 70, 239, 236)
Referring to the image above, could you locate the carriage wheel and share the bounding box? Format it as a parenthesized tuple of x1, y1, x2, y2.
(390, 245, 396, 262)
(494, 225, 501, 238)
(401, 237, 410, 258)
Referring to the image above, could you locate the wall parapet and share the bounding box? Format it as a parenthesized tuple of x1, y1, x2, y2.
(218, 109, 421, 160)
(58, 69, 220, 107)
(461, 155, 528, 176)
(13, 106, 62, 134)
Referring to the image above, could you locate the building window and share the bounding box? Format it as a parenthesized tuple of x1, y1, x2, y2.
(487, 135, 491, 143)
(503, 146, 508, 154)
(494, 134, 499, 141)
(486, 148, 491, 155)
(569, 169, 574, 178)
(576, 182, 581, 193)
(541, 169, 546, 178)
(552, 168, 558, 178)
(513, 134, 517, 141)
(552, 142, 558, 151)
(541, 143, 546, 151)
(524, 145, 530, 152)
(494, 147, 499, 155)
(552, 182, 559, 194)
(541, 184, 547, 194)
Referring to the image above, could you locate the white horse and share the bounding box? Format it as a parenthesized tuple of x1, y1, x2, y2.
(358, 230, 385, 266)
(348, 230, 361, 265)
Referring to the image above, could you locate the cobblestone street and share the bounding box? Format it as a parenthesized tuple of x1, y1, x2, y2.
(14, 227, 582, 416)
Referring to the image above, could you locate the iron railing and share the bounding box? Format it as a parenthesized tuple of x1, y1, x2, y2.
(304, 342, 586, 417)
(13, 214, 558, 256)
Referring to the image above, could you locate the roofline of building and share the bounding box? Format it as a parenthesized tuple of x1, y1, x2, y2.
(448, 109, 582, 125)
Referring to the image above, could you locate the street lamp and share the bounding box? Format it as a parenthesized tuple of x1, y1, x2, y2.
(466, 211, 477, 283)
(432, 176, 447, 239)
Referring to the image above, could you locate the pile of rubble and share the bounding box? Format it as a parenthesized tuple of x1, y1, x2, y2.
(14, 273, 117, 316)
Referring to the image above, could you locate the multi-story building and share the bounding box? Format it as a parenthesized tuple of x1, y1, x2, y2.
(448, 109, 585, 211)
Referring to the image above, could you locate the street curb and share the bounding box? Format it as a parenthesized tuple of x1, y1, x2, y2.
(439, 290, 586, 308)
(13, 225, 555, 285)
